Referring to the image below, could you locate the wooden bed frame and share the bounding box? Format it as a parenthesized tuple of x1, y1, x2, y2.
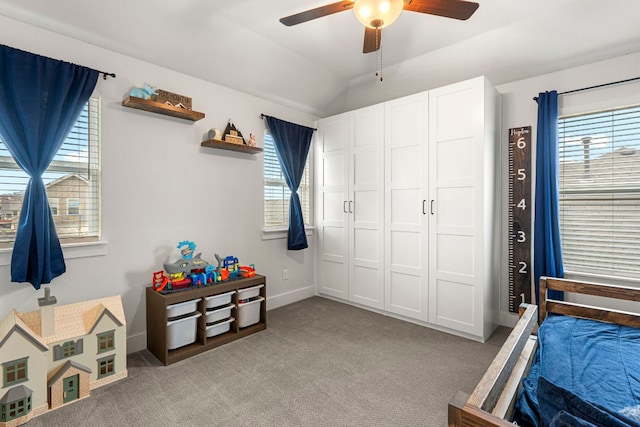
(448, 276, 640, 426)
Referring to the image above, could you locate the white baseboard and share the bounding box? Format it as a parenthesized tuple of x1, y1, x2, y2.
(267, 285, 315, 310)
(126, 285, 315, 354)
(127, 331, 147, 354)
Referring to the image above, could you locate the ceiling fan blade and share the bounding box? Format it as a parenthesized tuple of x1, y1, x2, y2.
(404, 0, 479, 20)
(363, 27, 381, 54)
(280, 1, 355, 26)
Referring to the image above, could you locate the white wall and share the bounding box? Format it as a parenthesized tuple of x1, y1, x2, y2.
(497, 51, 640, 326)
(0, 15, 317, 353)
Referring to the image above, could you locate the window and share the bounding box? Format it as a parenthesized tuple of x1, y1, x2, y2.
(0, 395, 31, 422)
(558, 104, 640, 279)
(97, 355, 115, 378)
(3, 358, 27, 387)
(263, 132, 311, 228)
(97, 330, 115, 353)
(0, 97, 101, 247)
(67, 198, 80, 215)
(49, 198, 59, 216)
(53, 339, 83, 360)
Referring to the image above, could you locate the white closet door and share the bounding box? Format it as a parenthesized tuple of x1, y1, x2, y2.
(384, 92, 429, 321)
(317, 113, 350, 300)
(348, 104, 385, 309)
(428, 79, 483, 335)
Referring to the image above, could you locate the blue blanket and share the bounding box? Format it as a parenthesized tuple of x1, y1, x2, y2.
(513, 315, 640, 426)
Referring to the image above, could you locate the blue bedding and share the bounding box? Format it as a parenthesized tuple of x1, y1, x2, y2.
(512, 314, 640, 426)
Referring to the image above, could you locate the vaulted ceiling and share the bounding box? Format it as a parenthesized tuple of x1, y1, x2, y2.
(0, 0, 639, 117)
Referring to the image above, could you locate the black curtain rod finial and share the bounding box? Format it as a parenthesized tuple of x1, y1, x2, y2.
(100, 72, 116, 80)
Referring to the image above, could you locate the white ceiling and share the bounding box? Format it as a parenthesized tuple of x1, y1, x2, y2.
(0, 0, 639, 117)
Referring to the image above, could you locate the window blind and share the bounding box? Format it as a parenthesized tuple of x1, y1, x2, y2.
(0, 97, 101, 245)
(558, 104, 640, 278)
(263, 132, 311, 228)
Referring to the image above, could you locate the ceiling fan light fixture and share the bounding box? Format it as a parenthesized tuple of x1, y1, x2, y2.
(353, 0, 403, 29)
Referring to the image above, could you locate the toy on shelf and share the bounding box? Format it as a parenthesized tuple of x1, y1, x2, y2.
(129, 82, 157, 100)
(152, 242, 256, 293)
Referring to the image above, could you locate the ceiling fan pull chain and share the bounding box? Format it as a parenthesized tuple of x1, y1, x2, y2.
(375, 30, 383, 82)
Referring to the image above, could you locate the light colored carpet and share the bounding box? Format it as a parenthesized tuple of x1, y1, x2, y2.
(27, 296, 509, 426)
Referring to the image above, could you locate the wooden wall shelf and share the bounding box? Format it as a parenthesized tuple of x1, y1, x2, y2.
(201, 139, 263, 154)
(122, 96, 205, 121)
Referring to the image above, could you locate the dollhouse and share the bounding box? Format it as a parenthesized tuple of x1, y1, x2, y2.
(0, 288, 127, 426)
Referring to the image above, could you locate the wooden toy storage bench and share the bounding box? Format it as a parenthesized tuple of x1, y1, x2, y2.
(146, 274, 266, 365)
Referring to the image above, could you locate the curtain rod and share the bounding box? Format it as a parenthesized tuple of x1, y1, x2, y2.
(260, 114, 317, 131)
(97, 70, 116, 80)
(533, 76, 640, 102)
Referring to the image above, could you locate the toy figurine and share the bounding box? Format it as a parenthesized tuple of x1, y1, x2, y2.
(248, 133, 256, 147)
(129, 82, 157, 100)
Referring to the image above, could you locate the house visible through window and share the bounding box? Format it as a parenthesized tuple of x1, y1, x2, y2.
(558, 104, 640, 279)
(263, 132, 311, 228)
(0, 97, 101, 246)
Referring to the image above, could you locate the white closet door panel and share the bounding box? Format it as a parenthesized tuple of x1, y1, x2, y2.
(435, 188, 475, 228)
(320, 257, 348, 299)
(390, 189, 421, 227)
(322, 226, 347, 258)
(435, 280, 475, 332)
(352, 228, 380, 265)
(353, 190, 380, 223)
(352, 265, 383, 307)
(384, 91, 429, 321)
(389, 272, 422, 316)
(436, 139, 475, 181)
(317, 113, 349, 301)
(348, 104, 385, 309)
(432, 87, 477, 141)
(322, 151, 346, 189)
(437, 234, 474, 276)
(322, 191, 346, 223)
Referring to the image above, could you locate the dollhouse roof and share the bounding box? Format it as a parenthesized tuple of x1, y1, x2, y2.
(0, 309, 48, 350)
(12, 295, 125, 345)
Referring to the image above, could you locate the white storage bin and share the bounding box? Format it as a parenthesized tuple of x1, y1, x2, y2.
(166, 298, 202, 318)
(237, 284, 264, 301)
(206, 303, 235, 324)
(205, 291, 235, 309)
(206, 317, 234, 338)
(166, 312, 201, 350)
(237, 296, 264, 328)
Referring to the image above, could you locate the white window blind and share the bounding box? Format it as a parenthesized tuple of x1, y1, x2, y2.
(0, 97, 101, 246)
(263, 132, 311, 228)
(558, 104, 640, 279)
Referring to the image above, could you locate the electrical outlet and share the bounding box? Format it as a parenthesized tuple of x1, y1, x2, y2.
(282, 269, 288, 280)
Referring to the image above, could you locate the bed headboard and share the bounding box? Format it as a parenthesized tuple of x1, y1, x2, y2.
(539, 277, 640, 327)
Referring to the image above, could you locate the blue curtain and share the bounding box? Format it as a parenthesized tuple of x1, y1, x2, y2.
(264, 115, 315, 250)
(534, 91, 564, 302)
(0, 45, 99, 289)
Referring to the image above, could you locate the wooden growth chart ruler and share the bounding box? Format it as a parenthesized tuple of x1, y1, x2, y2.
(508, 126, 532, 312)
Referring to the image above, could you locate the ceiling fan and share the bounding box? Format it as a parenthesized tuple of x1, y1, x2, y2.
(280, 0, 479, 54)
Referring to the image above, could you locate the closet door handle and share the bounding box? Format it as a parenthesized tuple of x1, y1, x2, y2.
(430, 200, 435, 215)
(422, 200, 427, 215)
(348, 201, 353, 214)
(343, 201, 348, 213)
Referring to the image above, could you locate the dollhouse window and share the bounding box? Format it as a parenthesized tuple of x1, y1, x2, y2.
(97, 356, 114, 379)
(53, 339, 84, 361)
(97, 330, 115, 353)
(2, 358, 28, 387)
(0, 395, 31, 422)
